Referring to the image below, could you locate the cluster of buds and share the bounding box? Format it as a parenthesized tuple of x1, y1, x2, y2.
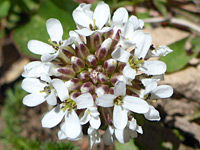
(22, 1, 173, 148)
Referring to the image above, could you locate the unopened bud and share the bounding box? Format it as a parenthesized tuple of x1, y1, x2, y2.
(77, 70, 90, 82)
(95, 84, 109, 96)
(65, 78, 82, 91)
(71, 56, 85, 73)
(76, 43, 89, 60)
(110, 73, 124, 86)
(80, 82, 94, 93)
(104, 58, 117, 74)
(57, 65, 75, 80)
(96, 38, 112, 60)
(59, 46, 76, 64)
(98, 72, 108, 83)
(86, 54, 98, 67)
(70, 91, 81, 99)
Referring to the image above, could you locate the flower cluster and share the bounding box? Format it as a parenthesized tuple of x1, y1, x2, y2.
(22, 1, 173, 148)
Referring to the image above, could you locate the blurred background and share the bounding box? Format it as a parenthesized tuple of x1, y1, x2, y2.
(0, 0, 200, 149)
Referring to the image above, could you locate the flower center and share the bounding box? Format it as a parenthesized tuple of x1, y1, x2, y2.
(62, 98, 77, 112)
(89, 19, 98, 31)
(40, 86, 52, 95)
(48, 39, 63, 51)
(114, 96, 123, 105)
(128, 56, 144, 70)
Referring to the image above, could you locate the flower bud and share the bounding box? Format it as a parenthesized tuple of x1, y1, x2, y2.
(65, 78, 82, 91)
(70, 91, 81, 99)
(95, 84, 109, 96)
(59, 46, 76, 64)
(97, 72, 108, 83)
(104, 58, 117, 74)
(86, 54, 98, 68)
(57, 65, 75, 80)
(80, 82, 94, 93)
(110, 73, 124, 85)
(71, 56, 85, 73)
(77, 70, 90, 82)
(76, 43, 90, 60)
(96, 38, 112, 61)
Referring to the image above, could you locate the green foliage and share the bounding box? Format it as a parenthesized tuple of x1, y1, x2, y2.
(12, 0, 77, 59)
(152, 0, 168, 17)
(0, 81, 79, 150)
(159, 36, 200, 73)
(115, 139, 139, 150)
(0, 0, 11, 17)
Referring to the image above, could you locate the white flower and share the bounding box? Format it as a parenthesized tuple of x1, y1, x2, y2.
(72, 2, 112, 36)
(28, 18, 74, 62)
(22, 76, 68, 106)
(112, 47, 167, 80)
(96, 81, 149, 129)
(146, 45, 173, 58)
(41, 93, 94, 140)
(22, 61, 53, 78)
(79, 106, 101, 129)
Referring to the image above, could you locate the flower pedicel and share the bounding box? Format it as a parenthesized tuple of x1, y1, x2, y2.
(22, 1, 173, 148)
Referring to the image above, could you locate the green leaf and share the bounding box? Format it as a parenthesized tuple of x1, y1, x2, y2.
(116, 139, 139, 150)
(152, 0, 168, 17)
(0, 0, 11, 17)
(159, 36, 199, 73)
(12, 0, 76, 59)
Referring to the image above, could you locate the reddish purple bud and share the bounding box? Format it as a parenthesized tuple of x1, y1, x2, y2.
(95, 84, 109, 96)
(70, 91, 81, 99)
(95, 38, 112, 61)
(77, 70, 90, 82)
(76, 43, 89, 60)
(110, 73, 123, 86)
(80, 82, 94, 93)
(93, 33, 101, 50)
(117, 62, 126, 73)
(71, 56, 85, 73)
(65, 78, 82, 91)
(86, 54, 98, 67)
(97, 72, 108, 83)
(57, 65, 75, 80)
(104, 58, 117, 74)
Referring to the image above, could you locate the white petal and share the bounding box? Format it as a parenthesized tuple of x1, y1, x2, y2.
(72, 10, 92, 28)
(28, 40, 54, 55)
(111, 47, 130, 63)
(90, 116, 101, 129)
(123, 21, 134, 38)
(41, 105, 65, 128)
(103, 126, 114, 145)
(51, 79, 69, 101)
(90, 106, 100, 117)
(113, 7, 128, 25)
(22, 78, 46, 93)
(131, 31, 152, 58)
(74, 93, 94, 109)
(114, 81, 126, 96)
(46, 18, 63, 42)
(123, 64, 136, 80)
(98, 26, 113, 33)
(136, 126, 143, 134)
(64, 110, 82, 139)
(144, 105, 160, 121)
(23, 93, 46, 107)
(75, 28, 94, 36)
(58, 130, 67, 140)
(115, 128, 130, 144)
(140, 61, 166, 75)
(151, 45, 173, 57)
(41, 52, 59, 62)
(96, 94, 116, 107)
(144, 81, 157, 96)
(46, 91, 57, 106)
(123, 96, 149, 114)
(128, 118, 137, 131)
(151, 85, 173, 99)
(79, 109, 90, 125)
(113, 105, 128, 129)
(93, 2, 110, 29)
